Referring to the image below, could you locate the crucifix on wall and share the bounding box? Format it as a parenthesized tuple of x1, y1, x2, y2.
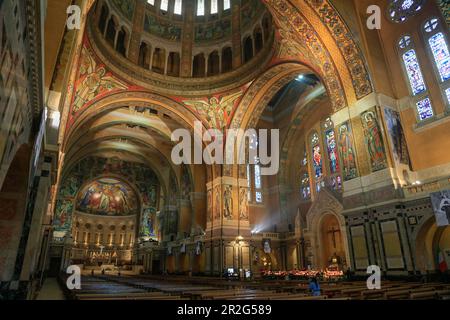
(327, 226, 340, 249)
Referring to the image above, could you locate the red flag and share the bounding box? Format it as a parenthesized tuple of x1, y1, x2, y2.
(438, 249, 448, 272)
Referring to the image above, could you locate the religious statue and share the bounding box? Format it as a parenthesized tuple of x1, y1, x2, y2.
(223, 185, 233, 219)
(214, 186, 221, 219)
(239, 188, 248, 220)
(362, 111, 387, 172)
(207, 189, 212, 222)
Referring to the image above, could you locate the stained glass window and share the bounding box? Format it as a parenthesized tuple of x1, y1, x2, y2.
(197, 0, 205, 16)
(416, 97, 434, 120)
(211, 0, 218, 14)
(428, 33, 450, 82)
(246, 164, 251, 200)
(174, 0, 182, 15)
(255, 191, 262, 203)
(224, 0, 231, 10)
(402, 49, 426, 95)
(302, 147, 308, 166)
(445, 87, 450, 104)
(254, 161, 261, 189)
(160, 0, 169, 11)
(301, 174, 311, 200)
(388, 0, 425, 23)
(424, 18, 439, 33)
(330, 176, 342, 190)
(311, 133, 323, 179)
(398, 35, 411, 49)
(325, 129, 339, 174)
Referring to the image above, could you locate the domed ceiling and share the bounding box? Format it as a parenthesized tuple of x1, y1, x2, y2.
(88, 0, 275, 95)
(76, 178, 139, 216)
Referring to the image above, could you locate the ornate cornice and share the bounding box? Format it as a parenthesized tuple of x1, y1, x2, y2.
(26, 0, 44, 120)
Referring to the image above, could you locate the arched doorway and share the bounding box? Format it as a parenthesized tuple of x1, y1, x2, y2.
(415, 217, 450, 274)
(319, 213, 346, 270)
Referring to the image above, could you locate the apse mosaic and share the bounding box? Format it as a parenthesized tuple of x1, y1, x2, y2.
(53, 156, 160, 239)
(76, 178, 139, 216)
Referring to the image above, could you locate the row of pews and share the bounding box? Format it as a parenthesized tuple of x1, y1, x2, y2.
(65, 275, 450, 300)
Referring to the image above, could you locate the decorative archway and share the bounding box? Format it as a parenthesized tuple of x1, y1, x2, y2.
(304, 188, 350, 269)
(414, 216, 450, 273)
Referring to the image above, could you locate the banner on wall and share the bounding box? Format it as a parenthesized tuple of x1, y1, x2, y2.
(431, 190, 450, 227)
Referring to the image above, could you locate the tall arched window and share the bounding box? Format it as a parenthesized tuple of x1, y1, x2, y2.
(247, 133, 263, 203)
(160, 0, 169, 12)
(174, 0, 182, 15)
(310, 132, 323, 193)
(197, 0, 205, 16)
(323, 118, 342, 191)
(398, 35, 434, 121)
(301, 174, 311, 200)
(300, 144, 311, 201)
(223, 0, 231, 11)
(422, 18, 450, 108)
(211, 0, 218, 14)
(254, 158, 262, 203)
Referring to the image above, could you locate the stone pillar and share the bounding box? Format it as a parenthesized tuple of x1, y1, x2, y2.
(178, 199, 192, 238)
(231, 0, 242, 69)
(180, 0, 194, 77)
(19, 163, 52, 281)
(204, 165, 251, 275)
(127, 0, 146, 64)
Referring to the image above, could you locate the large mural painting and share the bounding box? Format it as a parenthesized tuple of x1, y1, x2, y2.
(76, 178, 139, 216)
(53, 156, 161, 240)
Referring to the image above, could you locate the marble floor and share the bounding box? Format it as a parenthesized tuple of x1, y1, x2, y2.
(36, 278, 65, 300)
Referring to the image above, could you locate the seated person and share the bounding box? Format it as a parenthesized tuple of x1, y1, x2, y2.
(309, 277, 321, 296)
